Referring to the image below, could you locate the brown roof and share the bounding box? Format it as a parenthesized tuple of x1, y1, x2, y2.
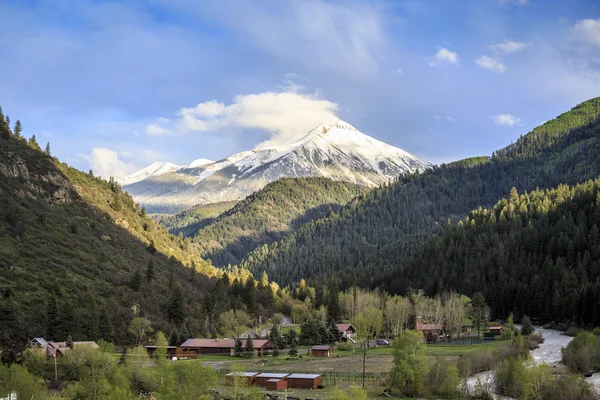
(336, 324, 355, 333)
(180, 338, 271, 349)
(416, 322, 442, 331)
(311, 345, 332, 351)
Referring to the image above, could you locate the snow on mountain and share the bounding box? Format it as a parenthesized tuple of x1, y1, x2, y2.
(121, 120, 431, 213)
(117, 161, 182, 186)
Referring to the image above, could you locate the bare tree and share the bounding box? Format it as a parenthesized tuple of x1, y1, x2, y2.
(384, 296, 411, 337)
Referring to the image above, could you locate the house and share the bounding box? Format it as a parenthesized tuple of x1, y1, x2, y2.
(416, 320, 442, 343)
(179, 338, 272, 357)
(26, 338, 99, 357)
(144, 345, 180, 359)
(489, 326, 503, 336)
(225, 372, 259, 386)
(286, 374, 323, 389)
(265, 379, 288, 391)
(311, 345, 333, 357)
(254, 373, 290, 388)
(336, 324, 356, 343)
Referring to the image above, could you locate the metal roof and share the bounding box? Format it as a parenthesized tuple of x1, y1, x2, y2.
(311, 345, 332, 351)
(180, 338, 270, 348)
(226, 372, 259, 377)
(287, 374, 321, 379)
(256, 373, 289, 378)
(267, 379, 282, 382)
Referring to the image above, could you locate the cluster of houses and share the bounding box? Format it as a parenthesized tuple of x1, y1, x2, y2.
(26, 337, 99, 357)
(226, 372, 323, 391)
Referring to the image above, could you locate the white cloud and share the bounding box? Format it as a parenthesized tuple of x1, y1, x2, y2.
(393, 68, 404, 76)
(490, 40, 527, 53)
(145, 123, 173, 136)
(78, 148, 138, 178)
(434, 115, 455, 122)
(157, 117, 170, 123)
(573, 19, 600, 48)
(172, 80, 339, 147)
(491, 113, 522, 126)
(476, 56, 507, 73)
(433, 48, 459, 65)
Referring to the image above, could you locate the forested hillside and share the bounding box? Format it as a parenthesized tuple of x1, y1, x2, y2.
(396, 180, 600, 326)
(240, 97, 600, 292)
(0, 109, 277, 358)
(153, 201, 237, 237)
(189, 177, 369, 267)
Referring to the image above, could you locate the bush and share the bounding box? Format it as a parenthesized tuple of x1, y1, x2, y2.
(426, 358, 460, 397)
(561, 331, 600, 373)
(494, 357, 528, 398)
(566, 325, 581, 337)
(336, 342, 355, 352)
(547, 374, 596, 400)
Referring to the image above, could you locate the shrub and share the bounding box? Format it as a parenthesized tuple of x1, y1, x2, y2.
(426, 358, 460, 397)
(494, 357, 528, 398)
(561, 331, 600, 373)
(336, 342, 355, 352)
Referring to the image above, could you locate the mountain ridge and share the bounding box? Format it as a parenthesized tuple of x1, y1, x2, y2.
(120, 120, 430, 213)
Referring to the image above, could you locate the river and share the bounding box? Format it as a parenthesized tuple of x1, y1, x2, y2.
(465, 327, 600, 397)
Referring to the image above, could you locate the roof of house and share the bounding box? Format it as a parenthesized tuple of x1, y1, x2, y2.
(311, 345, 332, 351)
(49, 341, 99, 349)
(180, 338, 270, 349)
(416, 322, 442, 331)
(267, 379, 282, 383)
(489, 326, 503, 330)
(336, 323, 355, 332)
(256, 373, 289, 378)
(144, 345, 178, 349)
(287, 374, 321, 379)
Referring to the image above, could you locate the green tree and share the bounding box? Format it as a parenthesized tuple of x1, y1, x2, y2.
(327, 278, 342, 322)
(0, 363, 46, 400)
(128, 316, 154, 346)
(158, 361, 217, 400)
(244, 336, 254, 357)
(269, 324, 282, 349)
(388, 330, 428, 397)
(167, 285, 185, 325)
(154, 331, 169, 366)
(130, 268, 142, 291)
(521, 315, 535, 336)
(45, 142, 51, 155)
(13, 120, 22, 138)
(45, 296, 60, 340)
(66, 335, 74, 349)
(470, 292, 489, 339)
(234, 337, 243, 357)
(145, 259, 155, 283)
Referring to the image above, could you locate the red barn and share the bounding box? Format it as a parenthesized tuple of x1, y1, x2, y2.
(255, 373, 289, 387)
(265, 378, 288, 391)
(286, 374, 323, 389)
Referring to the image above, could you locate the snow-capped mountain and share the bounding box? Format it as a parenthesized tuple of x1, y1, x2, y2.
(120, 120, 430, 213)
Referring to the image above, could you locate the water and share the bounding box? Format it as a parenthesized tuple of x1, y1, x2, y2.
(466, 327, 600, 396)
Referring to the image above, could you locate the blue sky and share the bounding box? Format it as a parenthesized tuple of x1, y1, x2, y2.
(1, 0, 600, 177)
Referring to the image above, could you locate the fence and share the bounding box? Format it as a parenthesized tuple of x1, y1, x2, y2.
(217, 368, 387, 387)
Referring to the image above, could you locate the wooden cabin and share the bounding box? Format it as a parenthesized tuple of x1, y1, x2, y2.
(265, 378, 288, 391)
(179, 338, 272, 357)
(489, 326, 503, 336)
(254, 373, 289, 388)
(311, 345, 333, 357)
(336, 324, 356, 343)
(225, 372, 259, 386)
(286, 374, 323, 389)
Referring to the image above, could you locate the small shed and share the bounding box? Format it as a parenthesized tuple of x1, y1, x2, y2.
(255, 373, 289, 388)
(265, 378, 288, 391)
(311, 345, 333, 357)
(489, 326, 503, 336)
(225, 372, 259, 386)
(286, 373, 323, 389)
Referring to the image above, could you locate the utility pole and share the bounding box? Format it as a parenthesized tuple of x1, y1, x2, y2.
(53, 352, 58, 381)
(362, 338, 366, 388)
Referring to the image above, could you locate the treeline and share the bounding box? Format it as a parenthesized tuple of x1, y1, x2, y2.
(238, 97, 600, 314)
(188, 177, 368, 267)
(399, 179, 600, 325)
(153, 200, 237, 237)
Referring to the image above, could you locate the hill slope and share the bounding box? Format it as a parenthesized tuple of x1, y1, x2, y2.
(153, 201, 238, 237)
(402, 180, 600, 326)
(189, 177, 369, 267)
(121, 120, 430, 213)
(240, 97, 600, 288)
(0, 117, 262, 356)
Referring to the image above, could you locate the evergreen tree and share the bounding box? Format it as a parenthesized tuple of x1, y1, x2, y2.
(147, 240, 157, 253)
(130, 268, 142, 291)
(5, 115, 10, 129)
(234, 337, 243, 357)
(45, 142, 51, 155)
(269, 324, 282, 349)
(288, 332, 299, 357)
(327, 278, 342, 323)
(244, 336, 254, 357)
(140, 206, 147, 218)
(243, 276, 257, 314)
(521, 315, 535, 335)
(167, 284, 185, 325)
(471, 292, 489, 339)
(45, 296, 60, 340)
(145, 259, 155, 283)
(14, 120, 22, 138)
(66, 335, 74, 349)
(98, 307, 114, 343)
